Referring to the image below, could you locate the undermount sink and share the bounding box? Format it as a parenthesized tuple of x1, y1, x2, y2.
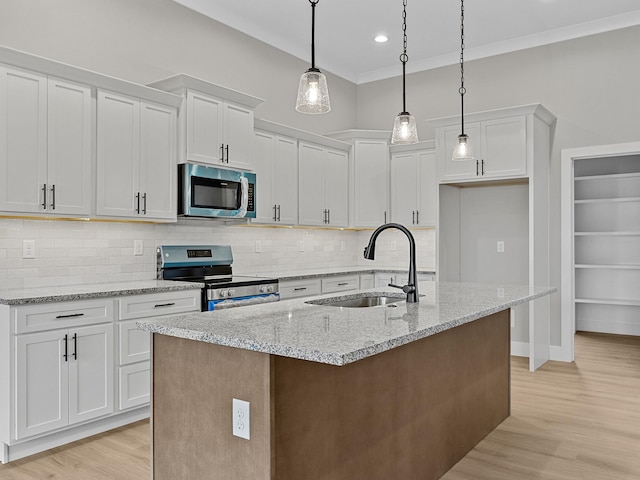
(306, 293, 405, 308)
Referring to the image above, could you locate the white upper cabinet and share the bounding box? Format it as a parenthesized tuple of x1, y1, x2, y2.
(433, 105, 554, 183)
(298, 141, 349, 227)
(97, 90, 177, 221)
(390, 142, 436, 227)
(0, 65, 91, 216)
(252, 128, 298, 225)
(148, 74, 264, 171)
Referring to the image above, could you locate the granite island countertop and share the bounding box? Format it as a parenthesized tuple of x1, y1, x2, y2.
(0, 280, 203, 305)
(137, 281, 556, 366)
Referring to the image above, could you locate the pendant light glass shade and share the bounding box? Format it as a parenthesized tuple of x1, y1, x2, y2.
(391, 113, 418, 144)
(452, 134, 474, 161)
(295, 0, 330, 114)
(296, 68, 331, 114)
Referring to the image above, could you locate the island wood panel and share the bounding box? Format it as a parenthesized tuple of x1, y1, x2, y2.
(273, 309, 510, 479)
(152, 309, 510, 480)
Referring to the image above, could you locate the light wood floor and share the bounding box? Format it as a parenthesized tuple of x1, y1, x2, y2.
(1, 332, 638, 480)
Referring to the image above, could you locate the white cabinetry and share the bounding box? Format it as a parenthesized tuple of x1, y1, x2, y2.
(96, 90, 176, 221)
(435, 104, 556, 371)
(148, 74, 264, 170)
(252, 127, 298, 225)
(325, 131, 390, 228)
(321, 275, 359, 294)
(390, 141, 436, 227)
(13, 300, 114, 440)
(298, 141, 349, 227)
(117, 290, 200, 410)
(562, 144, 640, 340)
(436, 113, 529, 182)
(0, 65, 91, 215)
(279, 278, 322, 299)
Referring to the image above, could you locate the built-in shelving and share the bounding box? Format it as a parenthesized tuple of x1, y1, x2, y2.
(569, 150, 640, 336)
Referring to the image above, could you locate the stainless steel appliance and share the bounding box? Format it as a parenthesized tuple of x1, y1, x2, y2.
(157, 245, 278, 311)
(178, 163, 256, 219)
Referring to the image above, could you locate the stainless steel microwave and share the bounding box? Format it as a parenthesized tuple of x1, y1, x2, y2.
(178, 163, 256, 219)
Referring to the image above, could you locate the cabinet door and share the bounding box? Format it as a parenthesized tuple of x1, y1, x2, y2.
(390, 152, 418, 226)
(324, 149, 349, 227)
(186, 90, 224, 164)
(480, 116, 527, 178)
(15, 330, 69, 439)
(0, 66, 47, 213)
(252, 131, 277, 223)
(68, 323, 114, 425)
(273, 135, 298, 225)
(119, 362, 150, 410)
(96, 90, 140, 218)
(223, 102, 253, 170)
(417, 150, 436, 226)
(298, 142, 325, 226)
(353, 140, 389, 227)
(119, 319, 151, 365)
(438, 123, 481, 181)
(139, 101, 177, 220)
(47, 78, 92, 215)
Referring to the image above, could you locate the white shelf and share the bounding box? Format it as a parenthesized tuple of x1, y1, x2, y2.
(575, 264, 640, 270)
(575, 298, 640, 307)
(575, 231, 640, 237)
(574, 197, 640, 204)
(575, 172, 640, 181)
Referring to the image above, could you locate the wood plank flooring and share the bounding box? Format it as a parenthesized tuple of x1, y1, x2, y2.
(1, 332, 638, 480)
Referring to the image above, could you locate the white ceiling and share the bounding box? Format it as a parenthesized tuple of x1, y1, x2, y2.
(174, 0, 640, 84)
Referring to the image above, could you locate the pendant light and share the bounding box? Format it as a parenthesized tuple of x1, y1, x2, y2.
(296, 0, 331, 114)
(391, 0, 418, 145)
(451, 0, 474, 161)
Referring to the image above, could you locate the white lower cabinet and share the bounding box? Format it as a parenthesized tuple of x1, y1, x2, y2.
(15, 319, 114, 440)
(321, 275, 360, 294)
(279, 279, 322, 300)
(119, 362, 150, 411)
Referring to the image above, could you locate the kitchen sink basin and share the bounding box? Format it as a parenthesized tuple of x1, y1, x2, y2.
(305, 293, 405, 308)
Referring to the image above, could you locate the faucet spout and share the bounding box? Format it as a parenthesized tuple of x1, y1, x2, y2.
(363, 223, 419, 303)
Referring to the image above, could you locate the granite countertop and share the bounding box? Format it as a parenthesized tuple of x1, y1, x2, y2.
(0, 280, 203, 306)
(137, 281, 556, 366)
(237, 266, 436, 281)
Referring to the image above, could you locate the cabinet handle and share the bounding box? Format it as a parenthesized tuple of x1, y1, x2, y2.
(63, 334, 68, 362)
(338, 282, 349, 286)
(42, 184, 47, 209)
(384, 211, 387, 224)
(55, 313, 84, 319)
(72, 333, 77, 360)
(412, 211, 415, 224)
(416, 210, 419, 224)
(50, 185, 56, 210)
(154, 302, 176, 308)
(476, 160, 479, 176)
(225, 144, 229, 163)
(135, 192, 140, 214)
(220, 144, 225, 162)
(327, 209, 330, 224)
(273, 204, 277, 221)
(277, 205, 281, 222)
(481, 159, 485, 176)
(142, 193, 147, 215)
(294, 287, 307, 291)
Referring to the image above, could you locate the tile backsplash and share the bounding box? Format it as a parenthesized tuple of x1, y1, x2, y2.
(0, 218, 435, 290)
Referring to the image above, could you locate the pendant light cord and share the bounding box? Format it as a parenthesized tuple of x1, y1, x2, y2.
(400, 0, 409, 114)
(459, 0, 466, 135)
(310, 0, 319, 71)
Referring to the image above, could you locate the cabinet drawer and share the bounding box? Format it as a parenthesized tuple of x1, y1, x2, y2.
(279, 279, 322, 299)
(118, 290, 200, 320)
(119, 319, 150, 365)
(15, 299, 114, 334)
(321, 275, 360, 294)
(118, 362, 150, 410)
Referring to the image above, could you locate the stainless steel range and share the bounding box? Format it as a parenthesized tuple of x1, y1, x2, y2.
(157, 245, 279, 311)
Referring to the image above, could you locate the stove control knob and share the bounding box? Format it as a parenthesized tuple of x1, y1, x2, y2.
(259, 285, 268, 293)
(219, 290, 227, 298)
(227, 289, 235, 297)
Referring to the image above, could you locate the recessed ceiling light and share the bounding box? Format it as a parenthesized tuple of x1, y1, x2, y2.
(374, 34, 389, 43)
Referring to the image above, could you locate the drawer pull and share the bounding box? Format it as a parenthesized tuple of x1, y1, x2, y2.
(154, 302, 176, 308)
(338, 282, 349, 286)
(294, 287, 307, 291)
(55, 313, 85, 319)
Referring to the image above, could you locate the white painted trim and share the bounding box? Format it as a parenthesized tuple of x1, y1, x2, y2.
(511, 341, 529, 358)
(254, 118, 352, 152)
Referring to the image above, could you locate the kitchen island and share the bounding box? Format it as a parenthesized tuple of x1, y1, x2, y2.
(138, 281, 555, 480)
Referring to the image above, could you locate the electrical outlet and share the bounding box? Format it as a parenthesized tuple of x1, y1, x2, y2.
(497, 241, 505, 253)
(232, 398, 250, 440)
(134, 240, 144, 256)
(22, 240, 35, 259)
(340, 241, 345, 251)
(255, 240, 263, 253)
(298, 240, 304, 252)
